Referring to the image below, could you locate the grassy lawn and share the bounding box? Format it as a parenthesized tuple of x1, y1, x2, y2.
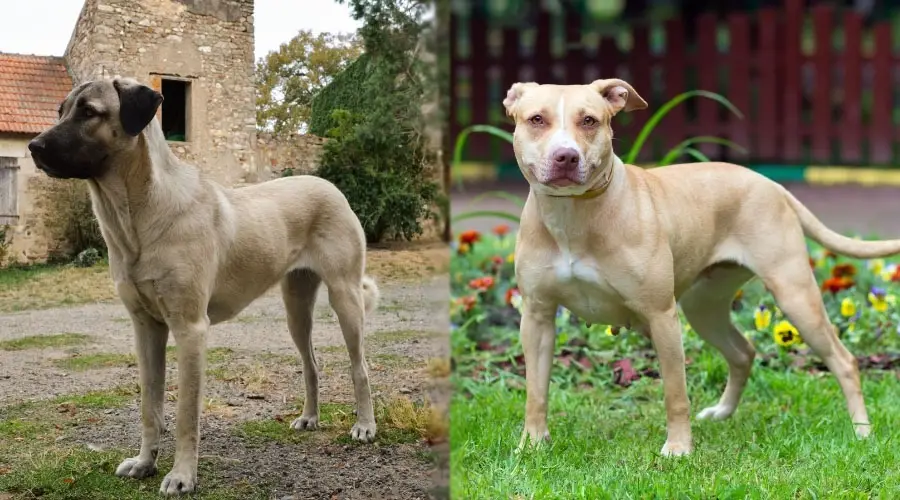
(451, 228, 900, 498)
(451, 352, 900, 499)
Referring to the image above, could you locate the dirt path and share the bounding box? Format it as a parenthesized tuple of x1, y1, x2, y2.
(0, 275, 449, 499)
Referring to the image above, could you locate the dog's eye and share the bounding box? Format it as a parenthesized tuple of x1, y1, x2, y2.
(83, 108, 97, 118)
(528, 115, 544, 126)
(582, 116, 598, 127)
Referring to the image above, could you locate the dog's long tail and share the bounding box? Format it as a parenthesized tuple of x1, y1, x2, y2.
(361, 275, 380, 316)
(781, 186, 900, 258)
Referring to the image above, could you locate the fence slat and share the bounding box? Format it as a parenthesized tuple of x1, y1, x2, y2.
(630, 23, 652, 160)
(534, 11, 553, 85)
(781, 0, 803, 162)
(498, 27, 521, 164)
(563, 9, 584, 84)
(727, 12, 750, 161)
(756, 8, 779, 160)
(696, 13, 719, 158)
(841, 12, 863, 163)
(871, 22, 892, 164)
(663, 18, 687, 157)
(468, 12, 490, 160)
(811, 6, 833, 163)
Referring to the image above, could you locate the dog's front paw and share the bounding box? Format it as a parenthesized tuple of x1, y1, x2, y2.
(159, 468, 197, 496)
(855, 423, 872, 439)
(350, 421, 376, 442)
(115, 456, 158, 479)
(660, 440, 692, 457)
(697, 404, 735, 421)
(516, 427, 550, 453)
(290, 414, 319, 431)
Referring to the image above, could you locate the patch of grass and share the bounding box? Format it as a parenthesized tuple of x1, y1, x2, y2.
(327, 397, 445, 446)
(0, 446, 272, 499)
(0, 333, 91, 351)
(0, 262, 117, 312)
(50, 387, 136, 410)
(205, 362, 276, 393)
(366, 244, 448, 282)
(256, 352, 300, 366)
(233, 419, 308, 445)
(427, 357, 451, 378)
(52, 352, 136, 371)
(372, 329, 437, 344)
(318, 345, 345, 354)
(0, 387, 137, 446)
(371, 353, 416, 369)
(451, 363, 900, 498)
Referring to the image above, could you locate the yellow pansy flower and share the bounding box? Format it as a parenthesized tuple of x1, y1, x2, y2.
(507, 253, 515, 263)
(459, 243, 470, 255)
(869, 259, 885, 277)
(868, 289, 889, 313)
(840, 297, 856, 318)
(754, 305, 772, 330)
(773, 320, 801, 346)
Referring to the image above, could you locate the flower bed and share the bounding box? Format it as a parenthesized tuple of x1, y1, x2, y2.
(451, 227, 900, 390)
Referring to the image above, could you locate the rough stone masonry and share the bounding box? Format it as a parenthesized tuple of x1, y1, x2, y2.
(65, 0, 258, 186)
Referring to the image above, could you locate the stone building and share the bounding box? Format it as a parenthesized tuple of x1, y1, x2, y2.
(0, 0, 275, 264)
(65, 0, 257, 185)
(0, 54, 74, 263)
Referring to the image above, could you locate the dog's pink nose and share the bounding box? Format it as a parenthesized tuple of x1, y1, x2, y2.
(552, 148, 580, 171)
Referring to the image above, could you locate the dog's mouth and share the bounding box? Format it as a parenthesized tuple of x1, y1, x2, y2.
(33, 153, 109, 180)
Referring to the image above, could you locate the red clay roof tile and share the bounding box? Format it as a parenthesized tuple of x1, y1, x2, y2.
(0, 53, 73, 134)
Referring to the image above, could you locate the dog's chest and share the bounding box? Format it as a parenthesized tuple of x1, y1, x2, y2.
(528, 208, 631, 325)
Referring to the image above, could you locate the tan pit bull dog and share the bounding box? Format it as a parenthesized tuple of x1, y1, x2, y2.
(503, 78, 900, 456)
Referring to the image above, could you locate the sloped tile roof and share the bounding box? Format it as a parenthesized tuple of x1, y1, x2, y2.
(0, 53, 72, 134)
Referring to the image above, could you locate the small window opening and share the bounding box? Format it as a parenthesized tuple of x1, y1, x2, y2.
(161, 79, 190, 142)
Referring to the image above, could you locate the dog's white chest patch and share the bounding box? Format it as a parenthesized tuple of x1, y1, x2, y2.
(554, 252, 601, 283)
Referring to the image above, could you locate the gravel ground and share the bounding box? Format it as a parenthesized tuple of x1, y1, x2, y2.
(0, 275, 450, 499)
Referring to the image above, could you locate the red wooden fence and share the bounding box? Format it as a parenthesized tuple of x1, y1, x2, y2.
(451, 0, 900, 167)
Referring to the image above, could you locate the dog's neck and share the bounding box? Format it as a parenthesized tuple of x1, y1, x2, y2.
(530, 154, 627, 253)
(87, 119, 201, 263)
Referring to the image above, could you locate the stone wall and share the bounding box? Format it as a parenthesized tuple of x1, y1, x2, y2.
(0, 133, 50, 264)
(64, 0, 256, 186)
(251, 133, 326, 181)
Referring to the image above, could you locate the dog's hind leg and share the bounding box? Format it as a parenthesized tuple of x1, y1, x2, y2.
(759, 256, 871, 439)
(281, 269, 323, 431)
(326, 277, 377, 442)
(680, 264, 755, 421)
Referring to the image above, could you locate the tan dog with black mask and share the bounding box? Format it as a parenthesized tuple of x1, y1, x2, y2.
(504, 79, 900, 456)
(29, 78, 380, 495)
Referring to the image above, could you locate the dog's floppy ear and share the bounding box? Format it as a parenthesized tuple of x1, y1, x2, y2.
(503, 82, 539, 119)
(113, 78, 164, 137)
(590, 79, 647, 115)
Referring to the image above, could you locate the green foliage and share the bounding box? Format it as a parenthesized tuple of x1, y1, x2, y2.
(450, 91, 744, 224)
(317, 109, 438, 242)
(255, 30, 362, 135)
(314, 0, 439, 243)
(38, 179, 105, 260)
(308, 54, 373, 136)
(0, 224, 10, 264)
(73, 247, 101, 268)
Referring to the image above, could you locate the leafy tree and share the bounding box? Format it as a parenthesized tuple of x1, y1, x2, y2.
(255, 30, 363, 135)
(310, 0, 442, 243)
